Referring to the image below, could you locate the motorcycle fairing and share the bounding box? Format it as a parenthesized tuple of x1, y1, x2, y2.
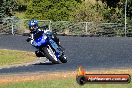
(31, 32, 63, 59)
(49, 38, 63, 58)
(32, 34, 47, 47)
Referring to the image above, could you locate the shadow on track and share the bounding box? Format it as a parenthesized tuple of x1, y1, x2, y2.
(32, 62, 55, 65)
(32, 62, 60, 65)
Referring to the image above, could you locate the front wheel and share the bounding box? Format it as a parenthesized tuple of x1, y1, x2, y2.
(42, 46, 59, 64)
(59, 55, 67, 63)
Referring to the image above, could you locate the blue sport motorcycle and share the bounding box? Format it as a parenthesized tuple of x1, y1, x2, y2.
(27, 30, 67, 64)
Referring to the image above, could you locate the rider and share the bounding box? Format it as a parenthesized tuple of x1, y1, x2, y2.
(27, 19, 60, 45)
(26, 19, 60, 57)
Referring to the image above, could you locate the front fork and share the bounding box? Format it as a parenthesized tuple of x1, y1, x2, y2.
(49, 39, 63, 58)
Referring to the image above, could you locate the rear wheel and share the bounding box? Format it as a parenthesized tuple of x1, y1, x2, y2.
(42, 46, 59, 64)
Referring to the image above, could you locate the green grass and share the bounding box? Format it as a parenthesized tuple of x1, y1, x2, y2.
(0, 78, 131, 88)
(0, 49, 36, 66)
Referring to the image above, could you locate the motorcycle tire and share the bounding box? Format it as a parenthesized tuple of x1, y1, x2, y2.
(42, 46, 59, 64)
(59, 55, 67, 63)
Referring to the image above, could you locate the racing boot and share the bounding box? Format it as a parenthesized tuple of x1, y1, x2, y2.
(35, 50, 45, 57)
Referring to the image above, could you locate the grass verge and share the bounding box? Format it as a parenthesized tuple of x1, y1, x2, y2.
(0, 70, 132, 88)
(0, 49, 36, 66)
(0, 77, 131, 88)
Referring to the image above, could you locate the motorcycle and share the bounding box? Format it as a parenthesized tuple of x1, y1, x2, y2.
(27, 28, 67, 64)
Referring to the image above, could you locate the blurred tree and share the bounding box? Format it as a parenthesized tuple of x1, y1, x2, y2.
(15, 0, 30, 12)
(118, 0, 132, 19)
(75, 0, 82, 3)
(0, 0, 16, 18)
(72, 2, 103, 22)
(25, 0, 79, 21)
(126, 1, 132, 19)
(99, 0, 120, 8)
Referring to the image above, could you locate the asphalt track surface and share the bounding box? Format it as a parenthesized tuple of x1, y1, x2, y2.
(0, 35, 132, 74)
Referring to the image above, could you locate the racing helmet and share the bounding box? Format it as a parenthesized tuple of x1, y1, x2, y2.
(28, 19, 38, 31)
